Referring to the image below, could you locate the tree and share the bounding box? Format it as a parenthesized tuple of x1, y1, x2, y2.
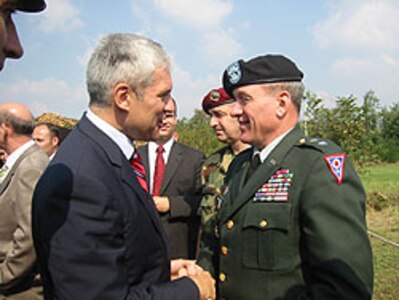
(176, 109, 222, 156)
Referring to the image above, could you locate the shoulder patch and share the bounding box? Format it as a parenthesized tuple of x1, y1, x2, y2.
(323, 153, 346, 185)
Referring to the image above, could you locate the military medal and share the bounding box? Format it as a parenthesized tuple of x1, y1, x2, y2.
(253, 169, 293, 202)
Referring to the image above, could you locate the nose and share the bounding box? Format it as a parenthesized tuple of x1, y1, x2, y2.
(209, 115, 218, 128)
(230, 101, 242, 118)
(4, 17, 24, 59)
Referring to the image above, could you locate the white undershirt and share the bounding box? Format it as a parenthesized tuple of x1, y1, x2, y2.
(147, 137, 174, 193)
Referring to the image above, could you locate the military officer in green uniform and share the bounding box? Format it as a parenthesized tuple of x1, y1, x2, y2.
(200, 54, 373, 299)
(197, 87, 249, 273)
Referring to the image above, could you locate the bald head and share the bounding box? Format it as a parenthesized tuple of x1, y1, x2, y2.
(0, 102, 33, 121)
(0, 102, 34, 137)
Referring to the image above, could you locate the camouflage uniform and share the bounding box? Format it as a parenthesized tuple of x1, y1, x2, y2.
(197, 145, 234, 274)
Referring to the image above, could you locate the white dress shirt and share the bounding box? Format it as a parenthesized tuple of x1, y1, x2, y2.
(147, 138, 174, 193)
(86, 108, 135, 160)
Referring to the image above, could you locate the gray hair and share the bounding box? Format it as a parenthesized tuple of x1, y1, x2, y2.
(264, 81, 305, 112)
(86, 33, 171, 107)
(0, 111, 34, 135)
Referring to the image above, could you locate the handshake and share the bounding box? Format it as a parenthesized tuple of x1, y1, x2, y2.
(171, 259, 216, 300)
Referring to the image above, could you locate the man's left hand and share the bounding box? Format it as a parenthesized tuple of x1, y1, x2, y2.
(153, 196, 170, 213)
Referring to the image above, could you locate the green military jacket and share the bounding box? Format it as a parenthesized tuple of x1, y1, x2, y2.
(207, 125, 373, 300)
(197, 146, 234, 273)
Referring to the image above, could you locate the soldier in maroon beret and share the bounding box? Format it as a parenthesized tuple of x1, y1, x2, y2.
(197, 88, 249, 273)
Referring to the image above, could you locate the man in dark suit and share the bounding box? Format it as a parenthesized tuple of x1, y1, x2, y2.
(0, 102, 48, 299)
(200, 55, 373, 299)
(138, 98, 205, 259)
(32, 33, 215, 300)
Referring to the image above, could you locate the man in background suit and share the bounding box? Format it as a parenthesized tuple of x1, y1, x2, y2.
(138, 98, 205, 259)
(0, 0, 46, 71)
(32, 33, 214, 300)
(0, 102, 48, 299)
(32, 123, 70, 160)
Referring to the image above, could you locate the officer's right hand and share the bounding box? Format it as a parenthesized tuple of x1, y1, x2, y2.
(188, 270, 216, 300)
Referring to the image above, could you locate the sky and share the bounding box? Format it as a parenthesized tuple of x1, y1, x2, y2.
(1, 0, 399, 119)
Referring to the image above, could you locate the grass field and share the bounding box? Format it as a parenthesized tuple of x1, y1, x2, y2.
(361, 163, 399, 300)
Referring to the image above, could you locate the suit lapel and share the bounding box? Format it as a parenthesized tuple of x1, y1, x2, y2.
(160, 142, 182, 193)
(220, 126, 304, 223)
(78, 116, 169, 250)
(138, 144, 150, 183)
(0, 144, 38, 194)
(120, 161, 169, 250)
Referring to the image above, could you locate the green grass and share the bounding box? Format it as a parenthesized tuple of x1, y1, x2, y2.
(367, 207, 399, 300)
(362, 163, 399, 300)
(361, 162, 399, 194)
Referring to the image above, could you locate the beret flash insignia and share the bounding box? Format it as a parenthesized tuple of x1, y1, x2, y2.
(210, 91, 220, 102)
(226, 61, 241, 84)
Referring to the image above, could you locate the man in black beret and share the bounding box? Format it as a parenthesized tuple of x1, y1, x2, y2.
(201, 54, 374, 299)
(0, 0, 46, 71)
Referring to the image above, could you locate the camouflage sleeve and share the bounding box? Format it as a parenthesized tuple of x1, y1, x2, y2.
(196, 159, 225, 276)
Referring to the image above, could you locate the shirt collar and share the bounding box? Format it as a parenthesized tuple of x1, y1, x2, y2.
(5, 140, 35, 170)
(86, 108, 135, 160)
(254, 127, 294, 163)
(148, 137, 174, 157)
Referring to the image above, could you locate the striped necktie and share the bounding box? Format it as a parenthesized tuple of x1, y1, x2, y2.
(129, 151, 148, 192)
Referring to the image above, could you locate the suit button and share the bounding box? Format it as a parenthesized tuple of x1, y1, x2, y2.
(221, 246, 229, 255)
(259, 220, 268, 228)
(219, 272, 226, 282)
(226, 220, 234, 229)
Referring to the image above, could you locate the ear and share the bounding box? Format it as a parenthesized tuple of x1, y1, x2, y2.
(1, 122, 12, 133)
(113, 82, 135, 112)
(52, 136, 60, 146)
(276, 90, 291, 118)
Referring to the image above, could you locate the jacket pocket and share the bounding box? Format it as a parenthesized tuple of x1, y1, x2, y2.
(242, 203, 296, 271)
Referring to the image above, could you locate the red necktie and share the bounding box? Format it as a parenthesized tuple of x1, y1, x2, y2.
(152, 145, 165, 196)
(130, 151, 148, 192)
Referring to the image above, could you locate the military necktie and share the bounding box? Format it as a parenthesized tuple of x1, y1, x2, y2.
(152, 145, 165, 196)
(244, 153, 261, 184)
(130, 151, 148, 192)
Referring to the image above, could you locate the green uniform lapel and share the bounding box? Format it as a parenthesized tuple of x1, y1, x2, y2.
(220, 125, 304, 224)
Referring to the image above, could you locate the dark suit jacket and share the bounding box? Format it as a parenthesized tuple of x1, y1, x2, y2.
(138, 142, 205, 259)
(32, 115, 199, 300)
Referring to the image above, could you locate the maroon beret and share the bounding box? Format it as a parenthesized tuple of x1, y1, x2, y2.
(16, 0, 46, 13)
(202, 87, 235, 115)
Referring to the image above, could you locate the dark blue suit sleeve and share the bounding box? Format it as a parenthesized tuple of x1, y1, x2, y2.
(33, 163, 199, 300)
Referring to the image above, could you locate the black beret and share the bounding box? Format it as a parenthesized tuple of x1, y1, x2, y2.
(222, 54, 304, 97)
(202, 87, 234, 115)
(16, 0, 46, 13)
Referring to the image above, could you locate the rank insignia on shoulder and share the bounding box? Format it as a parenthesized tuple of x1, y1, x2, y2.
(323, 153, 346, 185)
(253, 169, 293, 202)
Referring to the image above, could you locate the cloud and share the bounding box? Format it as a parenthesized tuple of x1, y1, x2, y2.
(0, 78, 87, 118)
(329, 54, 399, 105)
(200, 29, 243, 67)
(313, 0, 399, 51)
(39, 0, 84, 33)
(171, 61, 220, 117)
(154, 0, 233, 29)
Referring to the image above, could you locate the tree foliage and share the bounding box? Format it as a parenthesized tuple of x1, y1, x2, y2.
(302, 91, 399, 168)
(176, 109, 222, 156)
